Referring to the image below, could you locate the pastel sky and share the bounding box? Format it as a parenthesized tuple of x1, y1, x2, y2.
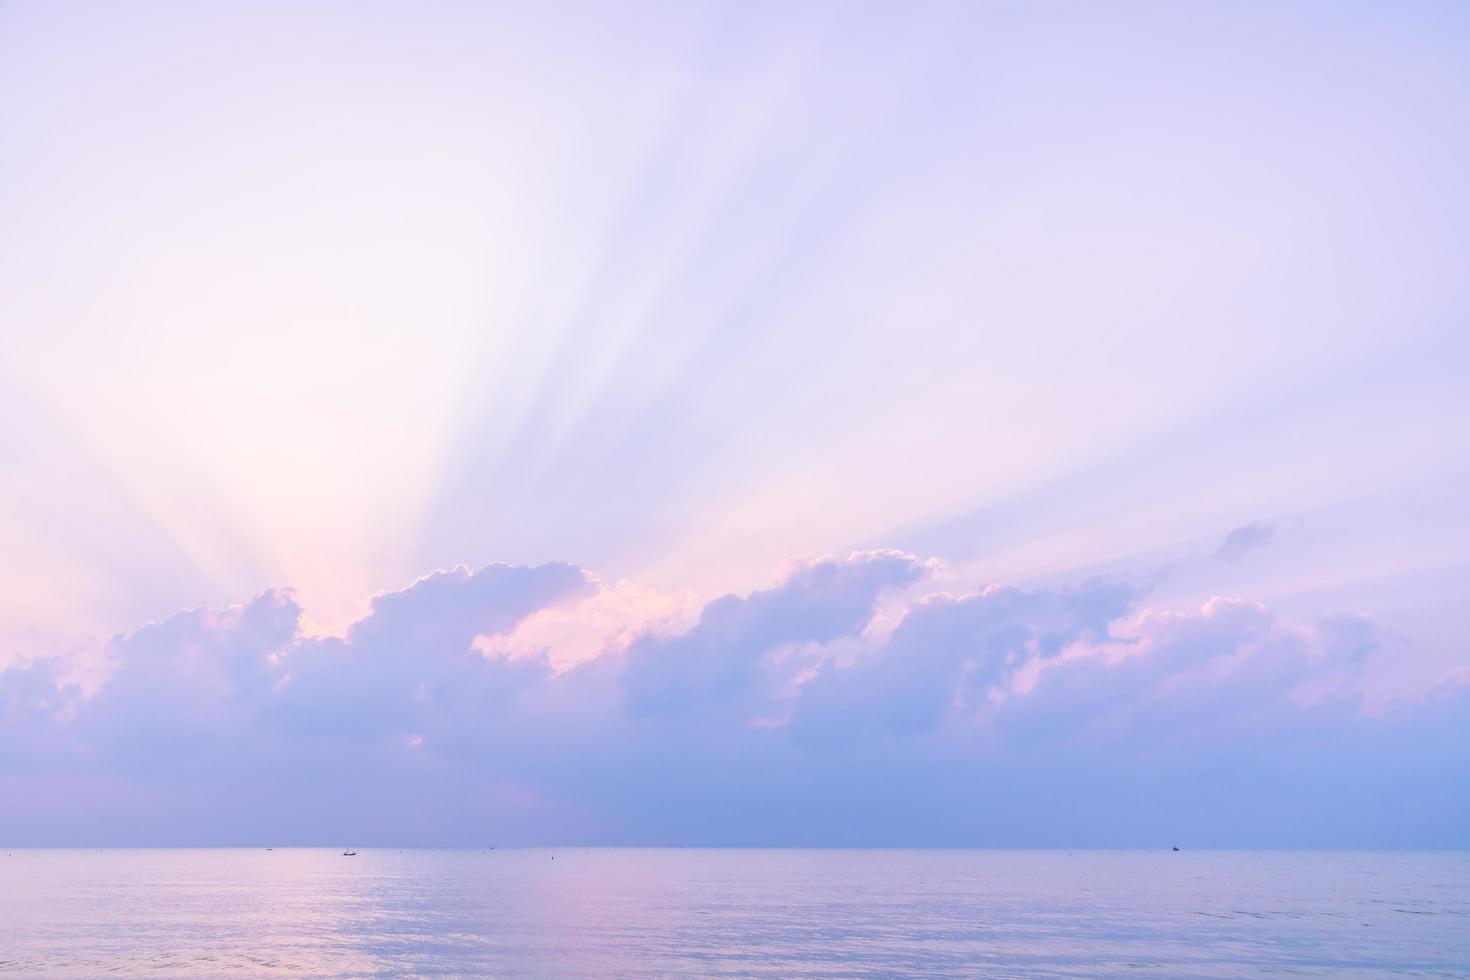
(2, 1, 1467, 845)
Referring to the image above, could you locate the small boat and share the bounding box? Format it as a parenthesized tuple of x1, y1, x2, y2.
(342, 849, 357, 856)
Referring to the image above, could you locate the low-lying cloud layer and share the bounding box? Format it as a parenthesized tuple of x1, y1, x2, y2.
(2, 552, 1465, 846)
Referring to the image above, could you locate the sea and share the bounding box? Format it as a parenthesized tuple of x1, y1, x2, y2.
(1, 848, 1466, 977)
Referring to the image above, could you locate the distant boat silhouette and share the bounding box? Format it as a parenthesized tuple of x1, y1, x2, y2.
(342, 849, 357, 856)
(1172, 846, 1180, 852)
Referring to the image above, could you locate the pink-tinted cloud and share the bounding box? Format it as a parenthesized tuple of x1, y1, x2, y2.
(0, 552, 1464, 847)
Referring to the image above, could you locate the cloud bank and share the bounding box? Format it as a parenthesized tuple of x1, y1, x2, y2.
(2, 552, 1465, 847)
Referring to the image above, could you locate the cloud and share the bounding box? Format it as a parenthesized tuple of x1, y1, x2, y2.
(476, 577, 700, 672)
(792, 579, 1134, 742)
(0, 552, 1465, 847)
(0, 656, 80, 770)
(270, 562, 592, 742)
(1214, 520, 1276, 561)
(621, 550, 927, 715)
(992, 598, 1372, 753)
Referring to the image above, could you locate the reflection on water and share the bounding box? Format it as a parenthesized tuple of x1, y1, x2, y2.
(1, 849, 1466, 977)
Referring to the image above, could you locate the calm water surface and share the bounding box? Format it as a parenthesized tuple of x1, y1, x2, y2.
(1, 849, 1466, 977)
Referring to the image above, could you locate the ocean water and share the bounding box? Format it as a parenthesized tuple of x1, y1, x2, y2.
(1, 849, 1466, 977)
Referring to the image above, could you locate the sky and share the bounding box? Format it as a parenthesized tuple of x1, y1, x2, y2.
(1, 0, 1468, 846)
